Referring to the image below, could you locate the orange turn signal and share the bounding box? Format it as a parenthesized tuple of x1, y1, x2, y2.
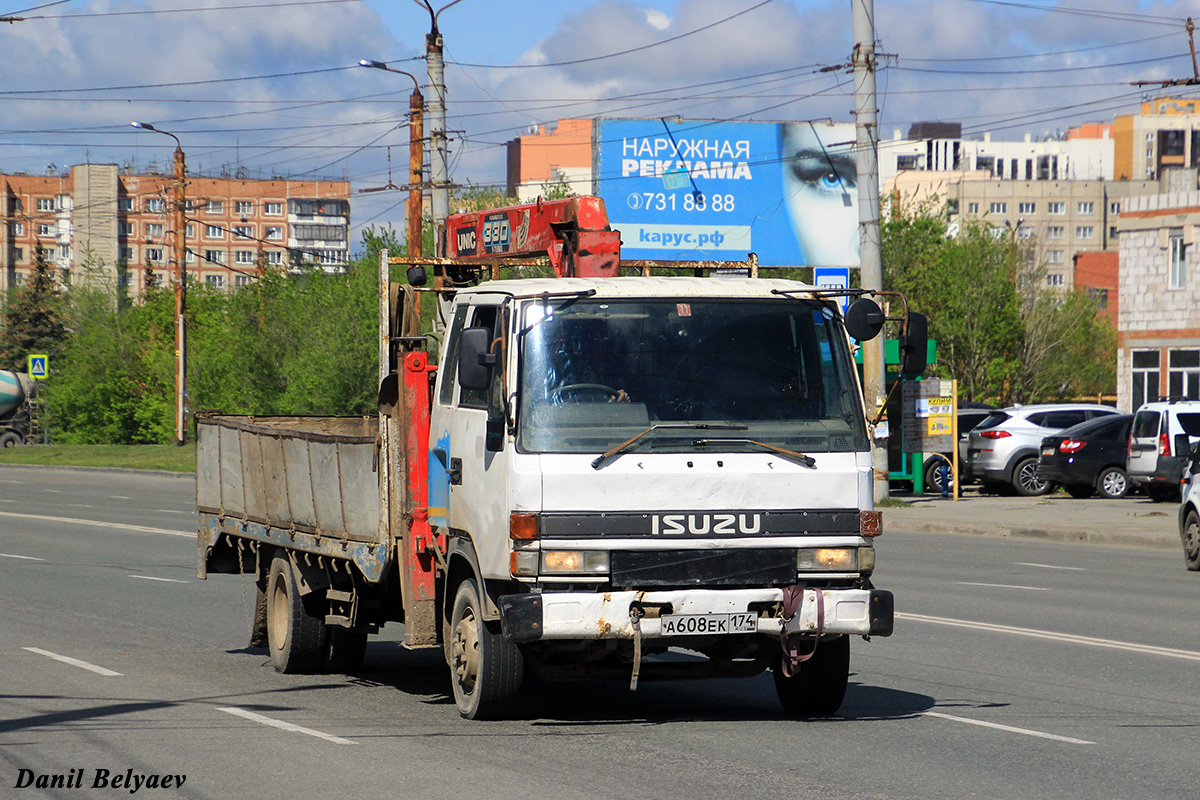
(510, 513, 539, 540)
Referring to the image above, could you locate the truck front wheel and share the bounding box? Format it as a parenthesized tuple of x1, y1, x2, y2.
(266, 555, 327, 673)
(449, 579, 523, 719)
(773, 635, 850, 716)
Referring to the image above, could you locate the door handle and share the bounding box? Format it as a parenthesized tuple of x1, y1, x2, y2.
(448, 457, 463, 485)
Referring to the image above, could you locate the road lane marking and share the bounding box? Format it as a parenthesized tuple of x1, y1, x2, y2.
(43, 489, 62, 494)
(23, 647, 122, 677)
(67, 503, 95, 509)
(0, 511, 190, 538)
(110, 495, 131, 500)
(898, 612, 1200, 661)
(218, 707, 356, 745)
(958, 582, 1049, 591)
(129, 575, 188, 584)
(1014, 562, 1085, 571)
(1, 553, 44, 561)
(924, 711, 1093, 745)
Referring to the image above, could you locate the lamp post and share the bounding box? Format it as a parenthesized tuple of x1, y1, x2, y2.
(131, 121, 188, 445)
(359, 60, 425, 258)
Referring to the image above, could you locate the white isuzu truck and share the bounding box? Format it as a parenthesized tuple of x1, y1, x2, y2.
(197, 196, 923, 719)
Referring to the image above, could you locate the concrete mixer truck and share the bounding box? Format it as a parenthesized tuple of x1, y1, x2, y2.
(0, 370, 37, 446)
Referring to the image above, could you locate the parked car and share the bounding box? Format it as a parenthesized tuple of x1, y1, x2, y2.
(1036, 414, 1134, 499)
(964, 403, 1120, 496)
(1176, 446, 1200, 570)
(1127, 400, 1200, 503)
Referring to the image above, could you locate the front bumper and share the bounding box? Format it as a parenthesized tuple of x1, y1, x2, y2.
(498, 587, 894, 644)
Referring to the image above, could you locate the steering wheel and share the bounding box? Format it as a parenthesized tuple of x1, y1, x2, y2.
(551, 383, 621, 402)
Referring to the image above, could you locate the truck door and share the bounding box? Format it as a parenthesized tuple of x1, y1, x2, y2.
(446, 303, 511, 579)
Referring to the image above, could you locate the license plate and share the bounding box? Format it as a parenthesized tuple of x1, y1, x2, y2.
(1041, 446, 1055, 456)
(660, 613, 758, 636)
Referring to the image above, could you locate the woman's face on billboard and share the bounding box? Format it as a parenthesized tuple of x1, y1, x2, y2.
(781, 122, 860, 267)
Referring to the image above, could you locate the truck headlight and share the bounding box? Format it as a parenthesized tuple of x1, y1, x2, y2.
(797, 547, 860, 572)
(541, 550, 610, 575)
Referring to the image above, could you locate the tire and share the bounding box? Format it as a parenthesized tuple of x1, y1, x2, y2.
(1148, 484, 1180, 503)
(1182, 509, 1200, 571)
(0, 431, 22, 448)
(1095, 467, 1129, 500)
(773, 635, 850, 717)
(1065, 484, 1095, 499)
(324, 627, 368, 674)
(923, 459, 952, 495)
(266, 555, 326, 674)
(448, 578, 523, 719)
(1012, 457, 1052, 497)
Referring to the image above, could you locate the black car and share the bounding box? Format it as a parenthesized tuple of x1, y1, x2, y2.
(1036, 413, 1134, 499)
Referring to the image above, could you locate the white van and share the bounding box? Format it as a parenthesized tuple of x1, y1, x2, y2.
(1127, 400, 1200, 502)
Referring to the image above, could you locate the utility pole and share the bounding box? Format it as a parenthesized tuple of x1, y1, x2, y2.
(412, 0, 464, 247)
(359, 60, 425, 258)
(851, 0, 887, 501)
(131, 122, 188, 445)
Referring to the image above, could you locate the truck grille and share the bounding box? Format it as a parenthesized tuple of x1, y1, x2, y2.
(609, 549, 797, 588)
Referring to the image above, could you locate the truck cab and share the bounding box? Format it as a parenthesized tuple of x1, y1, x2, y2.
(428, 277, 892, 717)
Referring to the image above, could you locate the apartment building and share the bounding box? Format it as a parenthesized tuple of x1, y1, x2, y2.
(505, 118, 593, 201)
(1114, 97, 1200, 183)
(1, 164, 350, 295)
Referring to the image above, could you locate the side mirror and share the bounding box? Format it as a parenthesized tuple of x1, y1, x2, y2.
(899, 312, 929, 378)
(457, 327, 495, 391)
(844, 298, 884, 341)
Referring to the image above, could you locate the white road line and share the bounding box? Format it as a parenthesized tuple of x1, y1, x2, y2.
(23, 647, 122, 677)
(129, 575, 188, 584)
(67, 503, 95, 509)
(898, 612, 1200, 662)
(958, 582, 1049, 591)
(43, 489, 62, 494)
(218, 707, 356, 745)
(109, 495, 131, 500)
(1014, 562, 1085, 571)
(1, 553, 44, 561)
(0, 510, 190, 538)
(924, 711, 1093, 745)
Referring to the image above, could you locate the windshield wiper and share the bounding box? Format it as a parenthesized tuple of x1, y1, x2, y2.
(591, 423, 747, 470)
(691, 438, 816, 468)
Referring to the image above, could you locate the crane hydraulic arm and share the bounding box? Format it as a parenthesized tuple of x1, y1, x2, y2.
(439, 195, 621, 278)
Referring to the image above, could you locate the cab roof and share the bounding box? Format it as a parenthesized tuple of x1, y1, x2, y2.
(454, 275, 827, 301)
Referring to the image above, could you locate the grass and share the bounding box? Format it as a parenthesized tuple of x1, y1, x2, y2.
(0, 443, 196, 472)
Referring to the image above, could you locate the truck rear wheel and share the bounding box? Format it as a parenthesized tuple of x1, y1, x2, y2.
(0, 431, 21, 448)
(266, 555, 326, 673)
(773, 635, 850, 717)
(449, 578, 523, 719)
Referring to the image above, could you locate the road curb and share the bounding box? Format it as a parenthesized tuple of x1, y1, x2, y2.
(0, 463, 194, 478)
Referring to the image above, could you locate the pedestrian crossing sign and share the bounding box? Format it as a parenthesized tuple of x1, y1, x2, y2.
(28, 354, 48, 380)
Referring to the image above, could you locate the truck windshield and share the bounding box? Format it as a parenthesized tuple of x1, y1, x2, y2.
(516, 298, 867, 454)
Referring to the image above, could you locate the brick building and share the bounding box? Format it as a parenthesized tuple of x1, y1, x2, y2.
(1, 164, 350, 296)
(1116, 189, 1200, 411)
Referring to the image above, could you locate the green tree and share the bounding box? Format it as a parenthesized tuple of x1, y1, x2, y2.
(0, 243, 69, 372)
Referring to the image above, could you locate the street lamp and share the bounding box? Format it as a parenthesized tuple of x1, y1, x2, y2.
(131, 121, 188, 446)
(359, 60, 425, 259)
(410, 0, 465, 242)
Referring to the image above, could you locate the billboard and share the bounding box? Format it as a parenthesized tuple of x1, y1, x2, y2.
(594, 118, 860, 267)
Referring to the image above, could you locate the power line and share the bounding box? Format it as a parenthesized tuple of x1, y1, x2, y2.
(446, 0, 778, 69)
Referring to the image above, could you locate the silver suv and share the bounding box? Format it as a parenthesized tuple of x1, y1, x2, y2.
(964, 403, 1120, 496)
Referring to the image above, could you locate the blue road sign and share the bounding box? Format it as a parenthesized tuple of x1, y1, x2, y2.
(28, 354, 48, 380)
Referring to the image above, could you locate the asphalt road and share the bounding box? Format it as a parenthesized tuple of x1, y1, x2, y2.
(1, 465, 1198, 800)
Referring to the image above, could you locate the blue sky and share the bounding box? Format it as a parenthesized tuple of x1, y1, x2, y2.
(1, 0, 1196, 244)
